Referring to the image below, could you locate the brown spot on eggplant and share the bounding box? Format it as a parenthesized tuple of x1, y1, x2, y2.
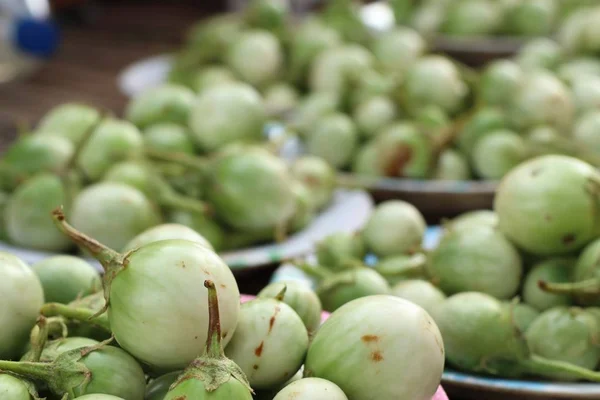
(370, 351, 384, 362)
(255, 341, 264, 357)
(544, 214, 552, 221)
(563, 234, 576, 245)
(173, 397, 186, 400)
(220, 283, 227, 289)
(222, 331, 228, 338)
(531, 167, 542, 177)
(180, 261, 186, 268)
(268, 306, 281, 334)
(383, 145, 413, 177)
(253, 364, 259, 370)
(361, 335, 379, 343)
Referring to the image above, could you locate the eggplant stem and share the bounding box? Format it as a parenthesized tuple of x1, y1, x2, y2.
(145, 149, 208, 172)
(295, 262, 332, 281)
(0, 359, 53, 382)
(52, 207, 122, 268)
(204, 280, 224, 359)
(376, 254, 427, 277)
(40, 303, 111, 332)
(29, 316, 49, 362)
(538, 278, 600, 295)
(520, 355, 600, 382)
(274, 285, 288, 302)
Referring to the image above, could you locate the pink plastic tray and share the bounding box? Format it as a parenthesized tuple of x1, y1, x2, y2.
(240, 294, 448, 400)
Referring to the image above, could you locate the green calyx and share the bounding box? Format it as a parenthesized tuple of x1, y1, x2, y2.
(168, 280, 252, 395)
(0, 338, 112, 397)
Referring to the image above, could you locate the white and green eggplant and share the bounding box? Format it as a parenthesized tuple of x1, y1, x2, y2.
(52, 208, 240, 371)
(0, 252, 44, 360)
(257, 281, 323, 334)
(0, 339, 145, 399)
(305, 295, 444, 400)
(225, 288, 309, 389)
(273, 377, 348, 400)
(164, 280, 253, 399)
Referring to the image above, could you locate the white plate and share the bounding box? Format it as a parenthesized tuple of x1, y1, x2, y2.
(117, 54, 173, 98)
(0, 189, 373, 271)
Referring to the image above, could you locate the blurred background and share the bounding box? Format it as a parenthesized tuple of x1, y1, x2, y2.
(0, 0, 232, 147)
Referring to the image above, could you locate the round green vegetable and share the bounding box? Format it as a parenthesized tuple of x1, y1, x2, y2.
(472, 130, 527, 180)
(434, 292, 600, 381)
(371, 28, 425, 77)
(571, 76, 600, 115)
(449, 210, 498, 232)
(505, 0, 557, 36)
(32, 255, 101, 304)
(125, 84, 195, 129)
(316, 232, 365, 271)
(206, 146, 295, 231)
(5, 173, 72, 251)
(145, 372, 180, 400)
(352, 96, 397, 139)
(391, 280, 446, 316)
(305, 295, 444, 400)
(523, 259, 574, 311)
(188, 82, 266, 152)
(226, 29, 283, 88)
(402, 55, 468, 116)
(273, 378, 348, 400)
(192, 66, 237, 93)
(164, 280, 252, 399)
(0, 341, 145, 399)
(508, 71, 573, 132)
(309, 45, 373, 96)
(516, 38, 563, 71)
(258, 281, 323, 333)
(0, 252, 44, 360)
(36, 103, 100, 144)
(478, 60, 523, 107)
(0, 374, 35, 400)
(526, 307, 600, 379)
(168, 210, 225, 252)
(494, 155, 600, 256)
(443, 0, 502, 36)
(374, 253, 428, 286)
(225, 295, 309, 389)
(456, 107, 508, 155)
(287, 17, 341, 84)
(363, 200, 426, 257)
(290, 156, 335, 210)
(76, 118, 144, 181)
(1, 135, 74, 178)
(54, 210, 241, 371)
(122, 223, 213, 252)
(573, 111, 600, 161)
(263, 82, 299, 117)
(433, 149, 471, 181)
(373, 123, 433, 178)
(306, 113, 358, 169)
(289, 92, 339, 137)
(70, 182, 161, 251)
(312, 267, 390, 312)
(142, 123, 195, 154)
(428, 224, 522, 299)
